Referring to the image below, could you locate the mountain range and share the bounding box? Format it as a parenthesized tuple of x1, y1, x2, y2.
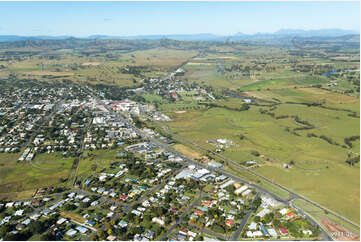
(0, 28, 359, 42)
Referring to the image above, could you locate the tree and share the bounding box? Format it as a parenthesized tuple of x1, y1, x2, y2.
(0, 224, 12, 237)
(264, 212, 274, 224)
(213, 224, 225, 233)
(251, 150, 260, 157)
(29, 220, 45, 234)
(97, 230, 106, 240)
(64, 203, 77, 211)
(40, 232, 55, 240)
(253, 216, 261, 223)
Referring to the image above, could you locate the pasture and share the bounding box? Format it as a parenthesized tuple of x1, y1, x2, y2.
(165, 92, 360, 224)
(0, 152, 73, 200)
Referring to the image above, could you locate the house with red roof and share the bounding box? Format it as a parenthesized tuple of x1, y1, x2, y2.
(169, 208, 177, 213)
(179, 228, 188, 236)
(171, 92, 179, 100)
(279, 226, 288, 236)
(195, 210, 204, 216)
(226, 219, 235, 227)
(202, 201, 212, 207)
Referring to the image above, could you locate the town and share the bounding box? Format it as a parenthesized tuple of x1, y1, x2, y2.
(0, 2, 359, 240)
(0, 79, 324, 241)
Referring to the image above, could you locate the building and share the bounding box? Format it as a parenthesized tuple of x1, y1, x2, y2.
(279, 226, 288, 236)
(65, 229, 77, 237)
(268, 228, 278, 237)
(152, 217, 165, 226)
(248, 222, 257, 230)
(208, 161, 223, 168)
(226, 219, 234, 227)
(76, 226, 88, 234)
(220, 179, 234, 189)
(234, 185, 248, 195)
(256, 208, 271, 218)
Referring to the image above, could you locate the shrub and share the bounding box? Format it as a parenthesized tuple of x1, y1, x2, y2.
(251, 150, 260, 157)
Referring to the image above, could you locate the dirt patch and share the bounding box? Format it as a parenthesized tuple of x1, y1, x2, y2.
(321, 218, 360, 241)
(0, 189, 35, 200)
(330, 56, 351, 60)
(175, 111, 186, 114)
(60, 211, 86, 223)
(23, 71, 74, 76)
(82, 62, 101, 66)
(173, 144, 202, 160)
(242, 91, 265, 99)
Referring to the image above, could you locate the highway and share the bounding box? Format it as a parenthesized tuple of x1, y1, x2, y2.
(158, 122, 360, 233)
(98, 99, 334, 240)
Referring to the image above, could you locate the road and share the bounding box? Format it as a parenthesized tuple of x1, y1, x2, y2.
(96, 99, 335, 240)
(158, 121, 359, 232)
(142, 132, 334, 241)
(188, 224, 228, 241)
(231, 193, 259, 241)
(22, 100, 64, 149)
(160, 191, 205, 241)
(70, 118, 93, 186)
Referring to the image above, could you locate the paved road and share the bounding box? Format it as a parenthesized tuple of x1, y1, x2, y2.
(22, 100, 64, 149)
(143, 134, 333, 241)
(188, 224, 228, 241)
(69, 118, 93, 187)
(231, 193, 259, 241)
(98, 100, 335, 240)
(160, 191, 205, 241)
(159, 122, 359, 232)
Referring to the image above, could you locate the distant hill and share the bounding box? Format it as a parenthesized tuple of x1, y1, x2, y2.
(0, 28, 359, 42)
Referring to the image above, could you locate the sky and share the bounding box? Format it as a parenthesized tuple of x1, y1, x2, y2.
(0, 1, 359, 37)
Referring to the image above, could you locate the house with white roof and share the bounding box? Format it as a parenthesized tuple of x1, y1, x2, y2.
(256, 208, 271, 218)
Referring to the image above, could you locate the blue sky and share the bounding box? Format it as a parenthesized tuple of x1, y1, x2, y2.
(0, 1, 359, 36)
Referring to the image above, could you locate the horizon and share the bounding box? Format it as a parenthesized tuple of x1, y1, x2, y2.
(0, 1, 359, 37)
(0, 27, 360, 38)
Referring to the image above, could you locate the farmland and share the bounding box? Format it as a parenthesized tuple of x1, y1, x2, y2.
(0, 35, 359, 240)
(165, 90, 360, 224)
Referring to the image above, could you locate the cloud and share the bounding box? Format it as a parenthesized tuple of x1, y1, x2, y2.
(103, 18, 112, 22)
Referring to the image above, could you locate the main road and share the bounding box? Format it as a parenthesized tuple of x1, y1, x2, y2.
(99, 99, 334, 240)
(158, 122, 360, 233)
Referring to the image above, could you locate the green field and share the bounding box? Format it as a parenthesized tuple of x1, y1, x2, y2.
(292, 199, 360, 236)
(0, 152, 73, 199)
(76, 148, 124, 181)
(166, 91, 360, 224)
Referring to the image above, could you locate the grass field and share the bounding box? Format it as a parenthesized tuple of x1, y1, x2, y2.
(166, 92, 360, 224)
(172, 144, 202, 160)
(1, 47, 198, 87)
(0, 152, 73, 199)
(76, 149, 123, 181)
(292, 199, 360, 235)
